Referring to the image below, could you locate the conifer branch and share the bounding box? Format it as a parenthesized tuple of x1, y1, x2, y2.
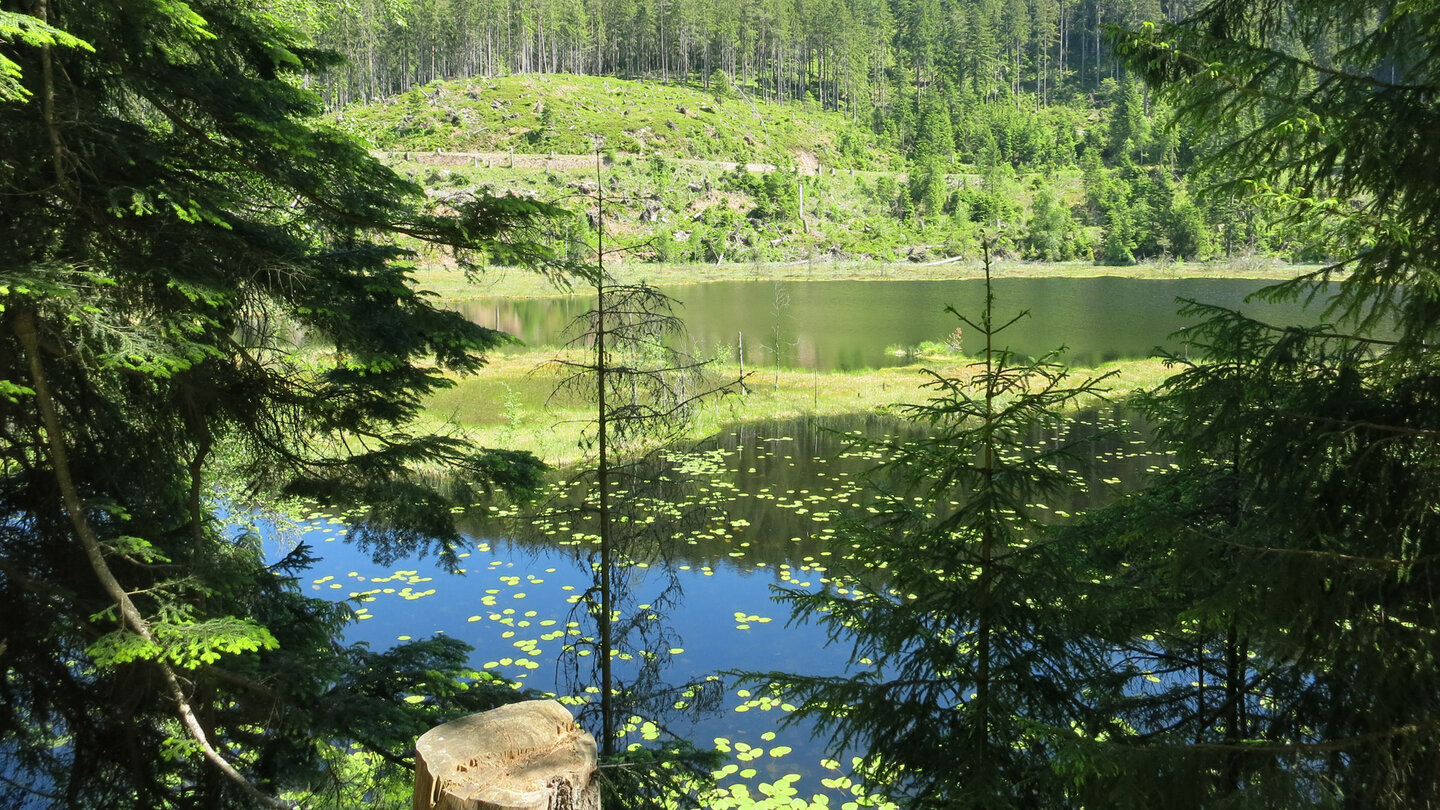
(15, 308, 295, 810)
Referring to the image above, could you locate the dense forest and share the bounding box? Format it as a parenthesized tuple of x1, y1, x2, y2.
(3, 0, 1440, 809)
(292, 0, 1191, 112)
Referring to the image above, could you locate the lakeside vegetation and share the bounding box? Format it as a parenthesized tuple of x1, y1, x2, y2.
(413, 258, 1315, 300)
(358, 69, 1330, 271)
(421, 346, 1174, 466)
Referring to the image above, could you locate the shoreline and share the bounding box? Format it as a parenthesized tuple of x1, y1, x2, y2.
(422, 349, 1174, 468)
(415, 259, 1327, 301)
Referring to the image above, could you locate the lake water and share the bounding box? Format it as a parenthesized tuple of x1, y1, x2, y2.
(290, 275, 1352, 804)
(455, 277, 1322, 369)
(290, 409, 1169, 806)
(293, 274, 1351, 803)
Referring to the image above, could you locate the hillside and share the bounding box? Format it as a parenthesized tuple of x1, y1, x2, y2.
(332, 73, 898, 170)
(334, 75, 1100, 266)
(334, 73, 1325, 270)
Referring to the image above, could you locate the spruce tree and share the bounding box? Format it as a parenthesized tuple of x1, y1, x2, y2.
(547, 148, 736, 806)
(0, 2, 564, 806)
(1066, 2, 1440, 806)
(754, 245, 1116, 808)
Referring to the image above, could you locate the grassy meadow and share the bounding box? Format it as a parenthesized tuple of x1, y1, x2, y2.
(421, 346, 1175, 467)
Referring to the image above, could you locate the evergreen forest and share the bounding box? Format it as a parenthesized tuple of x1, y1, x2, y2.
(2, 0, 1439, 809)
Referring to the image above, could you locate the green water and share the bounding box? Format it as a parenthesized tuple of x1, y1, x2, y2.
(289, 276, 1341, 804)
(456, 277, 1321, 369)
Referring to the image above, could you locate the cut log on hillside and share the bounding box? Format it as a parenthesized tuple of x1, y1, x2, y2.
(413, 700, 599, 810)
(917, 254, 966, 267)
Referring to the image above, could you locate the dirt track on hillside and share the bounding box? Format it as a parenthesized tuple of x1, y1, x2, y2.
(379, 149, 830, 176)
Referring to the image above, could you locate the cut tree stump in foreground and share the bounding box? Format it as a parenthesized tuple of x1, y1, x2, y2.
(413, 699, 599, 810)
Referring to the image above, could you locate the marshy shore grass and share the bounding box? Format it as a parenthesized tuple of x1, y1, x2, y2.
(421, 347, 1176, 468)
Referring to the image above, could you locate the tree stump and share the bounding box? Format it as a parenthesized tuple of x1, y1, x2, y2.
(413, 700, 599, 810)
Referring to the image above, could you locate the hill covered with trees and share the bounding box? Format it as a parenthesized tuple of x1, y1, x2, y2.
(277, 0, 1344, 268)
(335, 72, 1324, 267)
(291, 0, 1190, 115)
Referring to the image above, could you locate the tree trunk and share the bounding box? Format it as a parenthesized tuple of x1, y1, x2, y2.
(413, 700, 599, 810)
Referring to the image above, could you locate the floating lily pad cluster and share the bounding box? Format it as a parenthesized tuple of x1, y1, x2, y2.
(297, 413, 1167, 805)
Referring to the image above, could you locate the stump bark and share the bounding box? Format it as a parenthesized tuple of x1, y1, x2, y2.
(413, 699, 599, 810)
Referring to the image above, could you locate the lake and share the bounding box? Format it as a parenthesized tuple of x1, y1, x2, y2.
(293, 274, 1354, 804)
(287, 409, 1169, 807)
(454, 277, 1323, 369)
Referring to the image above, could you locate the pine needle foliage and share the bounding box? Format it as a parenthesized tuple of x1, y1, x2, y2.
(0, 2, 568, 807)
(544, 149, 735, 807)
(1061, 2, 1440, 806)
(1056, 303, 1440, 808)
(1114, 0, 1440, 353)
(753, 246, 1117, 809)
